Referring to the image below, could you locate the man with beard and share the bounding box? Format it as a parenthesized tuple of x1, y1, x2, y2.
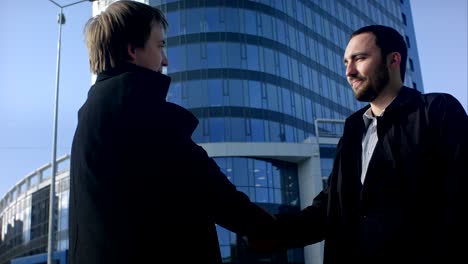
(248, 25, 467, 264)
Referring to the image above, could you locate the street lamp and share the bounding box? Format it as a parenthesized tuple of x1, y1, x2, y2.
(46, 1, 96, 264)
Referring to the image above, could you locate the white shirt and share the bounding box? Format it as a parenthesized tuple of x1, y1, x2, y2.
(361, 108, 381, 184)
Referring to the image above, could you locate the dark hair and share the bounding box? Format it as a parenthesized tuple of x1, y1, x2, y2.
(351, 25, 407, 82)
(84, 0, 168, 74)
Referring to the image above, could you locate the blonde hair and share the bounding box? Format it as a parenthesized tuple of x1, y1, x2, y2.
(84, 0, 168, 74)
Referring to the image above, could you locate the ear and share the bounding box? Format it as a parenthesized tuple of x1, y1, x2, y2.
(388, 52, 401, 67)
(127, 43, 137, 61)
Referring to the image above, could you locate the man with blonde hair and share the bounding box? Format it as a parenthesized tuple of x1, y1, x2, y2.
(69, 1, 275, 263)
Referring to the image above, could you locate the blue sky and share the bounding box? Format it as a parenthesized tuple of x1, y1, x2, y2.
(1, 0, 467, 198)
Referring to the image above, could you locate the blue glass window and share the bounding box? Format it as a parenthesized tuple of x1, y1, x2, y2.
(274, 189, 282, 204)
(318, 43, 327, 65)
(208, 79, 222, 106)
(279, 53, 289, 79)
(254, 159, 267, 186)
(276, 19, 286, 44)
(296, 2, 304, 22)
(247, 45, 259, 71)
(244, 9, 257, 35)
(285, 125, 295, 142)
(255, 188, 269, 203)
(291, 59, 299, 84)
(248, 81, 261, 108)
(205, 8, 223, 32)
(187, 43, 201, 71)
(226, 42, 241, 69)
(225, 8, 240, 32)
(288, 25, 297, 50)
(261, 13, 273, 39)
(272, 165, 281, 188)
(269, 121, 282, 142)
(298, 31, 306, 55)
(251, 119, 265, 141)
(187, 80, 207, 108)
(294, 93, 303, 120)
(205, 43, 221, 68)
(328, 49, 336, 72)
(228, 79, 244, 106)
(285, 0, 294, 16)
(266, 84, 279, 111)
(210, 118, 225, 142)
(305, 98, 313, 123)
(282, 88, 292, 115)
(264, 48, 275, 75)
(302, 64, 310, 88)
(311, 69, 319, 93)
(230, 118, 246, 141)
(321, 75, 330, 98)
(320, 158, 334, 178)
(233, 158, 248, 186)
(167, 45, 185, 73)
(187, 8, 201, 34)
(166, 12, 180, 37)
(314, 14, 322, 34)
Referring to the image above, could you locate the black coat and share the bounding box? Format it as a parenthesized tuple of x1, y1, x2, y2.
(68, 63, 274, 264)
(278, 87, 468, 264)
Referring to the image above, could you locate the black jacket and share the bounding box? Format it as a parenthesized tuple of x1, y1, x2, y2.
(278, 87, 468, 263)
(68, 63, 274, 264)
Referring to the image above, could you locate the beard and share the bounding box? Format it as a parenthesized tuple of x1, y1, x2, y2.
(352, 62, 389, 102)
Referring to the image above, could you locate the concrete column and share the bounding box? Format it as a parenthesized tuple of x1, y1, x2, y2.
(297, 142, 324, 264)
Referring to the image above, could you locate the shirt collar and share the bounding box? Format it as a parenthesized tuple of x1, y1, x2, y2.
(362, 108, 377, 128)
(362, 92, 399, 126)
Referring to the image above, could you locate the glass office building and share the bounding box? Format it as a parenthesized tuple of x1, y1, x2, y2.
(0, 0, 423, 263)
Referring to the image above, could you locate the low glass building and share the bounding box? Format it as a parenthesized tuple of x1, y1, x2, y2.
(0, 156, 70, 264)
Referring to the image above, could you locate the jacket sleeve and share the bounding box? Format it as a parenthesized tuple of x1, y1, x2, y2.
(425, 93, 468, 260)
(121, 98, 276, 238)
(185, 141, 277, 239)
(272, 138, 345, 248)
(426, 93, 467, 209)
(273, 189, 328, 248)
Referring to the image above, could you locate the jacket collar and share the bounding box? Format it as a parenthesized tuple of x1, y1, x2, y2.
(349, 86, 421, 123)
(384, 86, 421, 115)
(95, 62, 171, 100)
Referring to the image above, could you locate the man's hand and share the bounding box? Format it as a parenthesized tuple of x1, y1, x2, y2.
(242, 235, 282, 252)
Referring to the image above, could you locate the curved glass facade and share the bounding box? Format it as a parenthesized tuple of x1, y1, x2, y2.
(0, 157, 70, 264)
(159, 0, 422, 143)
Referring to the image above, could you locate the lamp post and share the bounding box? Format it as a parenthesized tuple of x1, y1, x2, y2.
(46, 1, 96, 264)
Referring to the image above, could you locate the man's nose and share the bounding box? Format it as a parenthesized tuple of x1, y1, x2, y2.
(346, 62, 356, 77)
(162, 52, 168, 67)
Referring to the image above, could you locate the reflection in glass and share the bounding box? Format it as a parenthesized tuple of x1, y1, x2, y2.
(213, 157, 298, 205)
